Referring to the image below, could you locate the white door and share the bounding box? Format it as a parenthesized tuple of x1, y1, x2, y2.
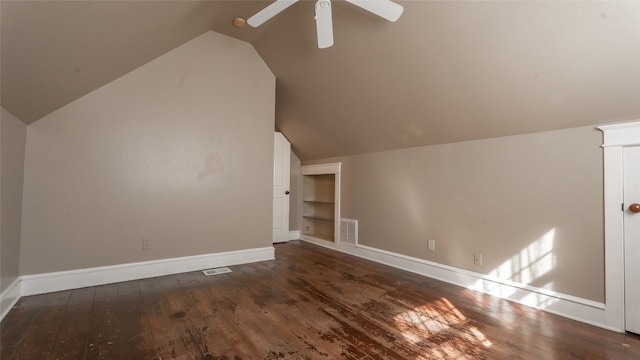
(624, 146, 640, 334)
(273, 132, 291, 243)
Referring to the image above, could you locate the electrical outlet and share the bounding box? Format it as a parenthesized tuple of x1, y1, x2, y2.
(142, 238, 151, 250)
(474, 253, 483, 267)
(427, 240, 435, 252)
(305, 225, 310, 232)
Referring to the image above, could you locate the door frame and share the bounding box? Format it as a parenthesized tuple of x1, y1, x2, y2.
(598, 120, 640, 332)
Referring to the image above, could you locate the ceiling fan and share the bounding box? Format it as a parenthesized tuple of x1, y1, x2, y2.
(247, 0, 404, 49)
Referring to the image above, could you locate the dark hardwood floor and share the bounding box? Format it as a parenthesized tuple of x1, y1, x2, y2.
(1, 240, 639, 359)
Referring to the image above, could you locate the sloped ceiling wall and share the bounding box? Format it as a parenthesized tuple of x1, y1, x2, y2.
(256, 1, 640, 159)
(2, 1, 639, 160)
(0, 1, 265, 123)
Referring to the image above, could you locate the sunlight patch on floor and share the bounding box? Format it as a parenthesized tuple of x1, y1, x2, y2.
(393, 297, 493, 357)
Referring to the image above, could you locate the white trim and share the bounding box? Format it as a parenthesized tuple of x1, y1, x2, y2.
(301, 162, 342, 176)
(288, 230, 301, 241)
(301, 238, 620, 332)
(599, 121, 640, 147)
(20, 247, 275, 296)
(601, 146, 626, 330)
(0, 278, 22, 322)
(301, 234, 331, 246)
(598, 119, 640, 332)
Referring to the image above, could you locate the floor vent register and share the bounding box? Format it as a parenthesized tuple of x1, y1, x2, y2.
(202, 267, 232, 276)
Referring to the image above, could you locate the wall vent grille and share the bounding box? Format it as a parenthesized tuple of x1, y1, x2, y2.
(202, 267, 231, 276)
(340, 218, 358, 245)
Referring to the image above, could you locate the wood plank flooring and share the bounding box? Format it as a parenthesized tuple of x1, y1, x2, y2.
(1, 240, 639, 359)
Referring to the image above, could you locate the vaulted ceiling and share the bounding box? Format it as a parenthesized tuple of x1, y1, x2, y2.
(2, 1, 639, 160)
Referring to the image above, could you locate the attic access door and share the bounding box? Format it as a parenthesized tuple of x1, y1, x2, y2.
(273, 132, 291, 243)
(624, 146, 640, 334)
(600, 120, 640, 332)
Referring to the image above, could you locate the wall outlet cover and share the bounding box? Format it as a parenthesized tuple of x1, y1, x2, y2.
(474, 253, 483, 266)
(428, 240, 435, 251)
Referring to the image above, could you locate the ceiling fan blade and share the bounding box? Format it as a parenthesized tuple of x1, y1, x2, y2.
(344, 0, 404, 22)
(247, 0, 299, 27)
(315, 0, 334, 49)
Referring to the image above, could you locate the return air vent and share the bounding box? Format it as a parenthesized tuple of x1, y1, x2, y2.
(340, 218, 358, 245)
(202, 267, 231, 276)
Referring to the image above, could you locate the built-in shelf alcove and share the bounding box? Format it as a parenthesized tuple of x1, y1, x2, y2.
(300, 163, 341, 243)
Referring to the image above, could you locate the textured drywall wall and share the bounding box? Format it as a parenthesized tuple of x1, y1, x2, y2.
(20, 32, 275, 274)
(306, 126, 604, 302)
(1, 108, 27, 291)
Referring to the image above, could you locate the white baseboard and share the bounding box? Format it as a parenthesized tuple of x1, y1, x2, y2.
(21, 246, 275, 297)
(0, 278, 22, 323)
(288, 230, 300, 241)
(300, 236, 619, 332)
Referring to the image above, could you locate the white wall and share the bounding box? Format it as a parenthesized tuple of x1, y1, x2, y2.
(20, 31, 275, 275)
(1, 108, 27, 292)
